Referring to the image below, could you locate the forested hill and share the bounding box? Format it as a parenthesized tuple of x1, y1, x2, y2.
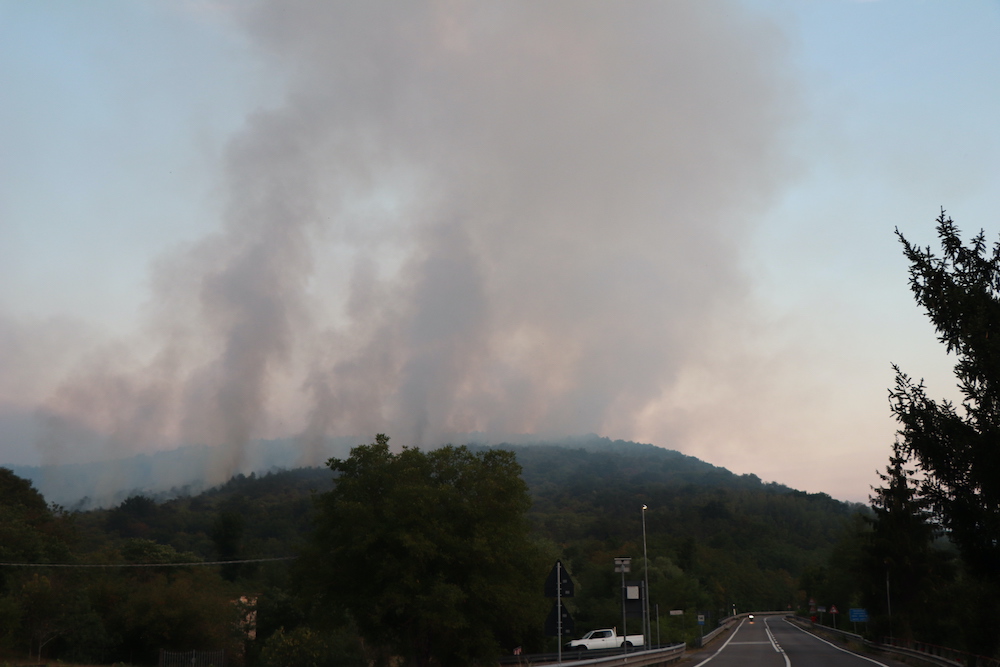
(482, 436, 859, 547)
(482, 437, 864, 625)
(53, 436, 862, 583)
(501, 434, 777, 492)
(0, 436, 866, 663)
(75, 435, 860, 614)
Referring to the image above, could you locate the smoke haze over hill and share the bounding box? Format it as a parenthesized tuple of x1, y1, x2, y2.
(1, 2, 797, 489)
(15, 1, 995, 503)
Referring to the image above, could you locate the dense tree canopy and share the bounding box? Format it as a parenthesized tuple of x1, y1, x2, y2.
(308, 435, 547, 667)
(890, 211, 1000, 653)
(0, 468, 71, 593)
(893, 212, 1000, 576)
(861, 441, 955, 643)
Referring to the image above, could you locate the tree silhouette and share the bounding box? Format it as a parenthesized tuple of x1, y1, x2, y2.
(892, 210, 1000, 652)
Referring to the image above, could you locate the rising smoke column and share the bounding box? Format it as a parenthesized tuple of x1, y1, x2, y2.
(34, 1, 797, 481)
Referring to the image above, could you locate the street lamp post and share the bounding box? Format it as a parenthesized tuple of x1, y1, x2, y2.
(642, 504, 650, 648)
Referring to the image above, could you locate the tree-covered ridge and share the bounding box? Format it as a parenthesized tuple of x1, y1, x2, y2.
(482, 440, 860, 637)
(1, 437, 862, 665)
(69, 467, 333, 560)
(497, 438, 856, 558)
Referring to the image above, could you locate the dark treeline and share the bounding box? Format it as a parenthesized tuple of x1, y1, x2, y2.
(0, 435, 863, 666)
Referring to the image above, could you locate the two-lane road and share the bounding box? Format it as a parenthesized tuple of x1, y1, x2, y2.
(686, 616, 907, 667)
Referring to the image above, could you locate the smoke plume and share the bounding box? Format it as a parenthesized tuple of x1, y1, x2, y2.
(12, 1, 797, 485)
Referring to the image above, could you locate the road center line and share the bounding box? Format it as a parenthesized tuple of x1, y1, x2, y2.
(765, 617, 792, 667)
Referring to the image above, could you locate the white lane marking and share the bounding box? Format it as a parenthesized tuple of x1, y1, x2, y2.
(765, 617, 792, 667)
(691, 619, 745, 667)
(782, 617, 892, 667)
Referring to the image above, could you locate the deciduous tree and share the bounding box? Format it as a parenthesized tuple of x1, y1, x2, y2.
(308, 435, 546, 666)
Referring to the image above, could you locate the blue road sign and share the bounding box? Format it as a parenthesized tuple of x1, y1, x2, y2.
(848, 608, 869, 623)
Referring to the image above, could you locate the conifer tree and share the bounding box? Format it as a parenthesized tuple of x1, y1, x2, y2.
(892, 211, 1000, 652)
(865, 441, 943, 641)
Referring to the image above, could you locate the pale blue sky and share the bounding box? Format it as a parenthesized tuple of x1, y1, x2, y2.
(1, 1, 280, 324)
(1, 1, 998, 502)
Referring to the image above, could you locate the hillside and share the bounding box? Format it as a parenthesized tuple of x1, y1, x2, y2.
(68, 437, 860, 625)
(0, 436, 864, 663)
(483, 437, 862, 631)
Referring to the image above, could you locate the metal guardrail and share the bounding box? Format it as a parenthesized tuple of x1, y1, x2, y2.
(879, 637, 1000, 667)
(501, 643, 686, 667)
(875, 640, 963, 667)
(784, 614, 864, 643)
(786, 615, 973, 667)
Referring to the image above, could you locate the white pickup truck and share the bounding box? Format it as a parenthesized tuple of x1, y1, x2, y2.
(565, 628, 644, 650)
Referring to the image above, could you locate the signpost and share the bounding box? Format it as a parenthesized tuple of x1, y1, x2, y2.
(545, 561, 575, 663)
(544, 604, 574, 637)
(615, 557, 631, 653)
(545, 560, 575, 598)
(849, 608, 868, 634)
(624, 581, 644, 618)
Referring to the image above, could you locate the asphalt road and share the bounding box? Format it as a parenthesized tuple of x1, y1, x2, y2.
(680, 616, 910, 667)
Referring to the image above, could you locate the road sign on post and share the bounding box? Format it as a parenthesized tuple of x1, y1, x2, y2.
(545, 560, 574, 598)
(849, 607, 868, 634)
(545, 560, 574, 662)
(849, 608, 868, 623)
(545, 603, 574, 636)
(624, 580, 644, 617)
(615, 558, 632, 654)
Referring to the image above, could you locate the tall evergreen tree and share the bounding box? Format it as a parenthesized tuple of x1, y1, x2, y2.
(864, 441, 944, 641)
(892, 211, 1000, 652)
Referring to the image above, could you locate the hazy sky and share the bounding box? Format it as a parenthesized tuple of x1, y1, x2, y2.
(2, 1, 999, 503)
